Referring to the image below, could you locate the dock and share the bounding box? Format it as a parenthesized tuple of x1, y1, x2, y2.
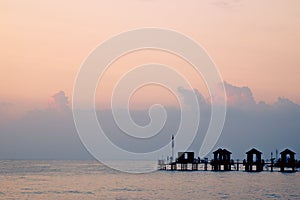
(158, 148, 300, 172)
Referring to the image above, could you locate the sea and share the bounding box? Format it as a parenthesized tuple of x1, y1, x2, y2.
(0, 160, 299, 200)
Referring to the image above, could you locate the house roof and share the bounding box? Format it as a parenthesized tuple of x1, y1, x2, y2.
(246, 148, 262, 155)
(280, 148, 295, 155)
(178, 151, 194, 154)
(213, 148, 232, 154)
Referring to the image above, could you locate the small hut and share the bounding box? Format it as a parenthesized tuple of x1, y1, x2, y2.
(211, 148, 232, 171)
(276, 149, 296, 172)
(244, 148, 264, 172)
(177, 152, 195, 170)
(177, 152, 194, 163)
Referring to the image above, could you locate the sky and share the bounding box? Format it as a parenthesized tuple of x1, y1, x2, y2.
(0, 0, 300, 160)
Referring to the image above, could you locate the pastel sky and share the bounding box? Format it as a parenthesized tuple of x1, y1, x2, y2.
(1, 1, 300, 160)
(1, 0, 300, 114)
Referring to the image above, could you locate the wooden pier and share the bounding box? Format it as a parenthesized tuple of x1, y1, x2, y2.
(158, 148, 300, 172)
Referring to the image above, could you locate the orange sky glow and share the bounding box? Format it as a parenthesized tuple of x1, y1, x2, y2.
(1, 0, 300, 114)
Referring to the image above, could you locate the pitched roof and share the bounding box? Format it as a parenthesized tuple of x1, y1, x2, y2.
(246, 148, 262, 154)
(280, 148, 295, 155)
(213, 148, 232, 154)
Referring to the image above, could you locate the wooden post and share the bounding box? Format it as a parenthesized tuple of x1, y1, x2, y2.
(171, 163, 176, 170)
(270, 152, 274, 172)
(271, 158, 274, 172)
(237, 159, 239, 171)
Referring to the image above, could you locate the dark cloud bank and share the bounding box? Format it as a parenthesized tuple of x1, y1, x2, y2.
(0, 83, 299, 160)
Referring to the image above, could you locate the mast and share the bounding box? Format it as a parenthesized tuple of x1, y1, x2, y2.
(171, 135, 174, 162)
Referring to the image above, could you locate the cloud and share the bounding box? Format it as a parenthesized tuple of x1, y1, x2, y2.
(0, 84, 299, 160)
(184, 82, 256, 109)
(175, 82, 300, 159)
(0, 101, 14, 107)
(177, 87, 208, 108)
(0, 91, 91, 160)
(221, 81, 256, 107)
(48, 91, 70, 113)
(274, 97, 300, 110)
(0, 101, 15, 126)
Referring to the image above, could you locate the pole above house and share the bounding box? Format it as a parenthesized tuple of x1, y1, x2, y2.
(171, 135, 174, 163)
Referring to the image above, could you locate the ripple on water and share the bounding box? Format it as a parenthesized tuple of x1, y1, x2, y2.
(21, 188, 33, 191)
(1, 161, 299, 200)
(111, 187, 144, 192)
(264, 193, 281, 198)
(218, 192, 230, 199)
(289, 194, 300, 198)
(21, 190, 94, 195)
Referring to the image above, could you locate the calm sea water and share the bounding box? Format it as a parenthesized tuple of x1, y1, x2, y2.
(0, 160, 299, 199)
